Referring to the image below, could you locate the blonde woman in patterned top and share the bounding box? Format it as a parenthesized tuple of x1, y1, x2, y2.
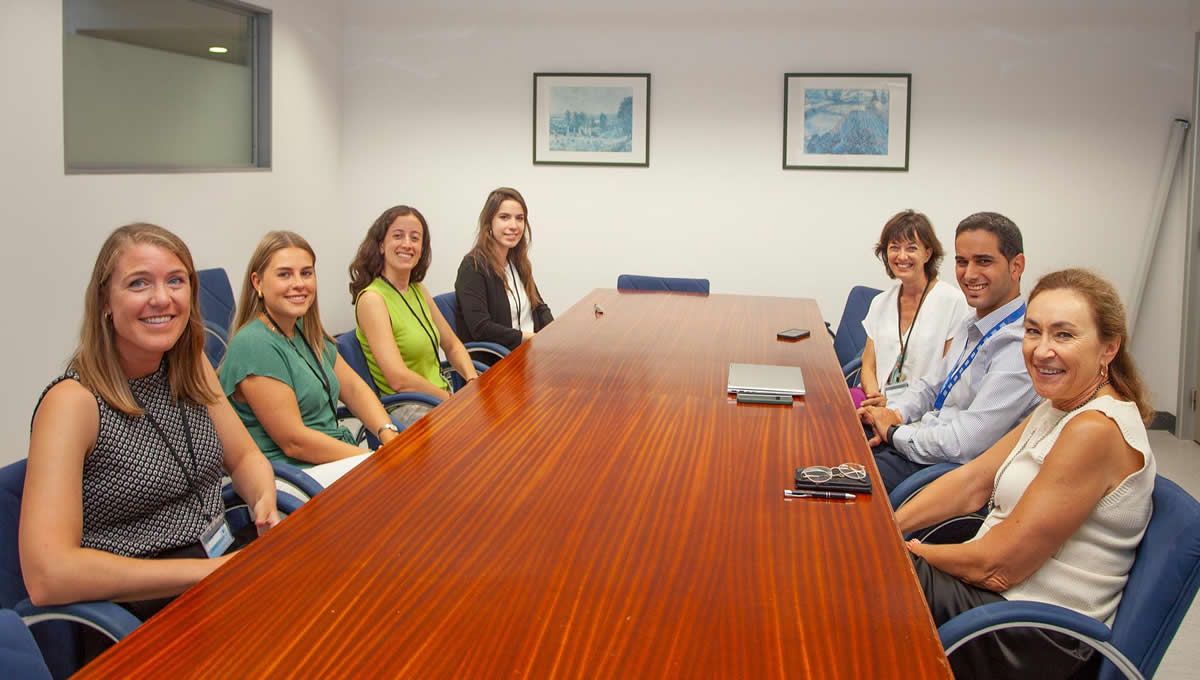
(22, 224, 279, 622)
(895, 268, 1155, 680)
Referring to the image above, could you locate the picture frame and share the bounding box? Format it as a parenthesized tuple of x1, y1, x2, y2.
(533, 73, 650, 167)
(783, 73, 911, 171)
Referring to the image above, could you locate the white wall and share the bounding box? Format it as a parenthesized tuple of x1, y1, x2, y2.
(1, 0, 1194, 466)
(341, 0, 1194, 422)
(0, 0, 343, 465)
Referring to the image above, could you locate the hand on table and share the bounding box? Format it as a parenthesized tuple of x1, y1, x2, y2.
(858, 405, 902, 447)
(859, 391, 887, 408)
(253, 499, 281, 537)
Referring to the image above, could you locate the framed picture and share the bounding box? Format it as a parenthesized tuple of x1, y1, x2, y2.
(533, 73, 650, 167)
(783, 73, 911, 171)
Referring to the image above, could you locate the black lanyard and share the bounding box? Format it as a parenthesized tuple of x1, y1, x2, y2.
(508, 260, 523, 325)
(888, 280, 933, 384)
(132, 391, 211, 519)
(380, 277, 440, 364)
(262, 313, 339, 422)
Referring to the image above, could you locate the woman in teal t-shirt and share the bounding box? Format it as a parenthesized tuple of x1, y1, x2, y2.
(347, 205, 478, 400)
(220, 231, 400, 468)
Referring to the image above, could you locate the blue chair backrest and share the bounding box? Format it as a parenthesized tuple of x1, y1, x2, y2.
(0, 460, 27, 609)
(1101, 475, 1200, 679)
(335, 332, 380, 397)
(617, 274, 710, 294)
(433, 292, 458, 334)
(198, 268, 236, 366)
(0, 609, 51, 680)
(197, 268, 235, 332)
(0, 461, 77, 678)
(833, 285, 882, 369)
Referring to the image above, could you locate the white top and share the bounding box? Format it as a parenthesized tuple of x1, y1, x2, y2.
(862, 279, 969, 389)
(505, 262, 534, 333)
(973, 396, 1155, 624)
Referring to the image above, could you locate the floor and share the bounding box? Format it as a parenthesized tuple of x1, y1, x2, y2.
(1148, 430, 1200, 678)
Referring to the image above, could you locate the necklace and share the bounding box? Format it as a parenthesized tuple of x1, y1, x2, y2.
(988, 379, 1109, 513)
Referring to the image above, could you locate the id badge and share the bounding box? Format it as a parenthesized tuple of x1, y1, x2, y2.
(883, 381, 909, 399)
(200, 514, 234, 558)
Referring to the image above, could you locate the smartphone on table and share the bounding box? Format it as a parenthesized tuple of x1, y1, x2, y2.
(776, 328, 811, 340)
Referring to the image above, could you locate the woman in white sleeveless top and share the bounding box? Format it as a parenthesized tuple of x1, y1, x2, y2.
(894, 268, 1155, 680)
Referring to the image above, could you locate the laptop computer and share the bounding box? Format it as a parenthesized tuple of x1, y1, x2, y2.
(727, 363, 806, 396)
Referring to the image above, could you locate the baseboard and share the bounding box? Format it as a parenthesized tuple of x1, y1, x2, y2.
(1149, 411, 1176, 432)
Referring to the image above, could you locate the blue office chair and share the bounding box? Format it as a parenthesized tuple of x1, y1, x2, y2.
(887, 463, 983, 544)
(616, 274, 710, 294)
(333, 332, 443, 447)
(829, 285, 882, 386)
(892, 465, 1200, 679)
(888, 463, 962, 511)
(431, 292, 511, 363)
(269, 460, 324, 500)
(198, 268, 236, 366)
(0, 608, 51, 680)
(1, 458, 305, 676)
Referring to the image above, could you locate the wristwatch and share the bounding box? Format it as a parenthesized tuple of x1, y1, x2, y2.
(377, 422, 400, 437)
(886, 424, 900, 444)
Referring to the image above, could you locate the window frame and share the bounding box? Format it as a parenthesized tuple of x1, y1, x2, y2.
(62, 0, 272, 174)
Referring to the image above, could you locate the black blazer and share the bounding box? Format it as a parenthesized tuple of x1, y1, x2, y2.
(454, 255, 553, 350)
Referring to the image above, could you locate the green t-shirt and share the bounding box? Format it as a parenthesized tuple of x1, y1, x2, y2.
(218, 319, 354, 468)
(354, 278, 449, 394)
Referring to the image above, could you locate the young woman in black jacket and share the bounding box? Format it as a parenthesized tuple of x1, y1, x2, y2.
(454, 187, 552, 352)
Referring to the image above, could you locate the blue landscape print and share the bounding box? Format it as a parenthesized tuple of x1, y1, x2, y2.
(803, 88, 889, 155)
(549, 86, 633, 153)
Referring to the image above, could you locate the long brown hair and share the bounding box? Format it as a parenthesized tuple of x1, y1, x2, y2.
(72, 223, 219, 415)
(468, 187, 542, 306)
(348, 205, 432, 302)
(232, 231, 331, 358)
(1028, 268, 1153, 423)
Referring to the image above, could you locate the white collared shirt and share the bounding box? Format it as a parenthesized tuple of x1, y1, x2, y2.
(505, 262, 534, 333)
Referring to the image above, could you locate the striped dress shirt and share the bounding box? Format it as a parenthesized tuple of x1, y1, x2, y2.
(888, 296, 1041, 465)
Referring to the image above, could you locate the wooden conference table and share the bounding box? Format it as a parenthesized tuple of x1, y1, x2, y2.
(82, 290, 951, 678)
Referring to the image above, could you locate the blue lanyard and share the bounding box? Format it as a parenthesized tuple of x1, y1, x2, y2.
(932, 303, 1025, 410)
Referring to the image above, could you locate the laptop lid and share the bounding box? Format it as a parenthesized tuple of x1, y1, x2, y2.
(727, 363, 806, 396)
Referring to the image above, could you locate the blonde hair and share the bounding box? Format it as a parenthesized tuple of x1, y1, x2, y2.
(232, 231, 331, 357)
(72, 223, 219, 415)
(1028, 268, 1154, 423)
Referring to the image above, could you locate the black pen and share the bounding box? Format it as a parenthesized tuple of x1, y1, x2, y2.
(784, 489, 856, 500)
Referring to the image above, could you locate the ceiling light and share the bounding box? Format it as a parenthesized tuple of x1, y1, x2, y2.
(208, 46, 228, 54)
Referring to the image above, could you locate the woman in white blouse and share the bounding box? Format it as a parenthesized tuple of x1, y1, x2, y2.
(895, 268, 1155, 679)
(857, 210, 969, 407)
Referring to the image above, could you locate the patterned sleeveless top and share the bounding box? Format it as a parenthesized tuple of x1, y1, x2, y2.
(37, 365, 225, 558)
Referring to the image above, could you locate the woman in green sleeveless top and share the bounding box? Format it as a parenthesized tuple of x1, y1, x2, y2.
(220, 231, 401, 468)
(349, 205, 478, 400)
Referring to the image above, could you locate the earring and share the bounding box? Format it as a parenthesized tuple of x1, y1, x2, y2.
(256, 289, 263, 300)
(1100, 363, 1110, 381)
(103, 311, 112, 322)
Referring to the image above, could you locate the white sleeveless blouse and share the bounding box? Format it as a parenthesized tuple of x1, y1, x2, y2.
(972, 396, 1155, 624)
